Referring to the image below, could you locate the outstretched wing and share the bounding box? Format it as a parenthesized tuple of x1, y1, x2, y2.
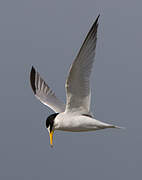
(30, 66, 65, 113)
(65, 15, 99, 114)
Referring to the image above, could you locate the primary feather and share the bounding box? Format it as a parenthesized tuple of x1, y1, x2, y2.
(65, 15, 99, 114)
(30, 66, 65, 113)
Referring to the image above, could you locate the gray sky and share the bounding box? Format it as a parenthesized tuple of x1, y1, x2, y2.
(0, 0, 142, 179)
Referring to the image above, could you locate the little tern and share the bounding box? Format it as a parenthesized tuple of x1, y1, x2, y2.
(30, 15, 122, 147)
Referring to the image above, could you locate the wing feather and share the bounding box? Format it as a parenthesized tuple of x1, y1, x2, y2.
(30, 66, 65, 113)
(65, 15, 99, 114)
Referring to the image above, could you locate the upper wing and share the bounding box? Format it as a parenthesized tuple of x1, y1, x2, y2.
(30, 66, 65, 113)
(65, 15, 99, 114)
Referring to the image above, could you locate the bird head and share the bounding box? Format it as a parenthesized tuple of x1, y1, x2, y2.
(46, 113, 59, 147)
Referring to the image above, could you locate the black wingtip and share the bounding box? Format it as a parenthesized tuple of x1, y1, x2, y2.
(90, 14, 100, 32)
(88, 14, 100, 35)
(30, 66, 36, 94)
(95, 14, 100, 25)
(97, 14, 100, 19)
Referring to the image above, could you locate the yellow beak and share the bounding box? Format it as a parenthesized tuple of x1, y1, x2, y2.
(49, 130, 54, 147)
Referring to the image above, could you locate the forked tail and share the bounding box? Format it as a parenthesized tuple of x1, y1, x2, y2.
(110, 125, 125, 129)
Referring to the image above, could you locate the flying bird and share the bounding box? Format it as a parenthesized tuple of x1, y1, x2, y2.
(30, 15, 122, 147)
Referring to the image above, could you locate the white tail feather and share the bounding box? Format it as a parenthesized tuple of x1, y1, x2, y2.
(112, 125, 125, 130)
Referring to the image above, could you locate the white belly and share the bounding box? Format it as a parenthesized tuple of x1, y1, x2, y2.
(54, 113, 112, 132)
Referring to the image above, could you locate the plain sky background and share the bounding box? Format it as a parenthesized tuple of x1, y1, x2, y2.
(0, 0, 142, 179)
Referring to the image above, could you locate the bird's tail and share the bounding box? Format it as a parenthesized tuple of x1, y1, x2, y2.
(110, 125, 125, 130)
